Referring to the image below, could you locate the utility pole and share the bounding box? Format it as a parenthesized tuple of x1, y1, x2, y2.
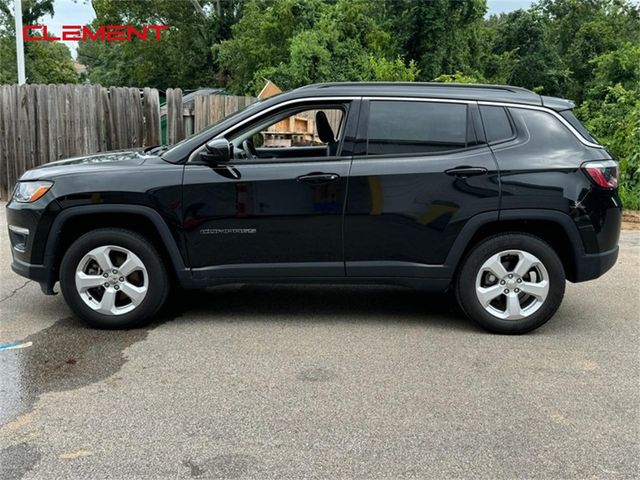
(14, 0, 26, 84)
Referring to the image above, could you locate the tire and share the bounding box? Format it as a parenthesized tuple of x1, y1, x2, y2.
(455, 233, 565, 334)
(60, 228, 169, 329)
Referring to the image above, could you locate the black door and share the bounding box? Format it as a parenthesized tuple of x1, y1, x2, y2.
(344, 99, 500, 278)
(182, 101, 358, 279)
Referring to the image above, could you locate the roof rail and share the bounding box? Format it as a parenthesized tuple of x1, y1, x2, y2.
(297, 82, 535, 95)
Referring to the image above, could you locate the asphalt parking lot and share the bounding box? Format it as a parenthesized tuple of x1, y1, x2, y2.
(1, 203, 638, 480)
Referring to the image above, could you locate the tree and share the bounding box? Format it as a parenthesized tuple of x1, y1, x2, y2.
(0, 0, 78, 84)
(384, 0, 487, 81)
(77, 0, 244, 89)
(366, 55, 420, 82)
(0, 0, 54, 27)
(216, 0, 327, 93)
(218, 0, 421, 94)
(483, 9, 569, 95)
(577, 43, 640, 208)
(537, 0, 640, 102)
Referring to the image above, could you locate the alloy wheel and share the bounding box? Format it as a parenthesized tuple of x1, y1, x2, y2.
(75, 245, 148, 315)
(475, 249, 550, 320)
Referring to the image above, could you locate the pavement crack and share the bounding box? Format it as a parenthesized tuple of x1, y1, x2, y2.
(0, 281, 32, 303)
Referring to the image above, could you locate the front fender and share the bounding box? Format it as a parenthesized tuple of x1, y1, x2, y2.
(42, 204, 190, 289)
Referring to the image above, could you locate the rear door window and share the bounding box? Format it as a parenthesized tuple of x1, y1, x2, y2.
(367, 101, 468, 155)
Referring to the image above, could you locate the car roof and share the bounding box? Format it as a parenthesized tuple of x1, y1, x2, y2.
(280, 82, 573, 110)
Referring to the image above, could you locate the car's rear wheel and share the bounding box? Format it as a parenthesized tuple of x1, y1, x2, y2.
(60, 229, 169, 329)
(456, 233, 565, 334)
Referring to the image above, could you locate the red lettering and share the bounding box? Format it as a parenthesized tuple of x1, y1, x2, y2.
(81, 26, 104, 41)
(42, 26, 60, 41)
(61, 25, 81, 41)
(23, 24, 167, 42)
(105, 25, 127, 41)
(147, 25, 168, 41)
(127, 26, 147, 41)
(23, 25, 42, 41)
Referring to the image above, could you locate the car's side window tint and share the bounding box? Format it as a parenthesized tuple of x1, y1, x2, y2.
(508, 108, 582, 150)
(230, 107, 345, 161)
(480, 105, 514, 144)
(366, 101, 468, 155)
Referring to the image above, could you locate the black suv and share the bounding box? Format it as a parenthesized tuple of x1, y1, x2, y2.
(6, 83, 621, 333)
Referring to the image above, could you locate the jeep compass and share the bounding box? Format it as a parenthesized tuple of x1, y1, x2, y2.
(6, 82, 621, 333)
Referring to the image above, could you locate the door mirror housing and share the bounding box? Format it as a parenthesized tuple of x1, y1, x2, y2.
(200, 138, 232, 165)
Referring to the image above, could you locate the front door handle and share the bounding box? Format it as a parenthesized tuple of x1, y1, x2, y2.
(445, 166, 488, 177)
(296, 172, 341, 185)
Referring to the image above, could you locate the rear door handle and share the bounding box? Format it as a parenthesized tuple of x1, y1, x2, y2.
(296, 172, 340, 185)
(445, 166, 488, 177)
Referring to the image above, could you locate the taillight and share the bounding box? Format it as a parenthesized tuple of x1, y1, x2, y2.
(582, 160, 618, 189)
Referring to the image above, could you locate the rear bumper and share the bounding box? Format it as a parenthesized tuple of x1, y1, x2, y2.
(572, 245, 619, 282)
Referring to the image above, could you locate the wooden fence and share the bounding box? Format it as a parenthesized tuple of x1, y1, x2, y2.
(0, 84, 161, 199)
(192, 94, 255, 133)
(0, 84, 255, 199)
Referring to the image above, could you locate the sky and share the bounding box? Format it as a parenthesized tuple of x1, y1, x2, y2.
(40, 0, 535, 59)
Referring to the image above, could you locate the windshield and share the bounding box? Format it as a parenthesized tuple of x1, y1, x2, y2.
(161, 99, 263, 156)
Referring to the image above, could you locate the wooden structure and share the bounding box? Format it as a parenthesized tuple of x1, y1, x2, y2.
(0, 84, 161, 199)
(0, 84, 254, 199)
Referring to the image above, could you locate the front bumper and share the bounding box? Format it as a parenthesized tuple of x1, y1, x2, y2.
(572, 245, 619, 282)
(7, 198, 60, 294)
(10, 256, 57, 294)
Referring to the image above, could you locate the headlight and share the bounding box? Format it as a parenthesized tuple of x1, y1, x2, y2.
(12, 181, 53, 203)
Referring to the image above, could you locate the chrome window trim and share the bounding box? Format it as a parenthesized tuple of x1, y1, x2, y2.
(477, 100, 602, 148)
(364, 97, 601, 149)
(187, 94, 602, 162)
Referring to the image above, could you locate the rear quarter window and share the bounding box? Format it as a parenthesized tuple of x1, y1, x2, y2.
(559, 110, 597, 143)
(509, 108, 581, 146)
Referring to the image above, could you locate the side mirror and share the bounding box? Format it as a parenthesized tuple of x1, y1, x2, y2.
(200, 138, 232, 165)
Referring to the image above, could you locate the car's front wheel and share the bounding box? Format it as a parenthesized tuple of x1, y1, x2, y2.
(60, 228, 169, 329)
(456, 233, 566, 334)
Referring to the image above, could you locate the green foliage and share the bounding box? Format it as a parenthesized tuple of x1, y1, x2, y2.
(0, 0, 77, 84)
(0, 0, 54, 30)
(218, 0, 397, 94)
(25, 41, 78, 84)
(577, 43, 640, 209)
(483, 9, 570, 95)
(217, 0, 327, 93)
(536, 0, 640, 102)
(383, 0, 487, 81)
(433, 71, 484, 84)
(77, 0, 244, 89)
(365, 56, 420, 82)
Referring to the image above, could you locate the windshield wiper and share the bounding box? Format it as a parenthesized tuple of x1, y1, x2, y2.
(144, 145, 170, 155)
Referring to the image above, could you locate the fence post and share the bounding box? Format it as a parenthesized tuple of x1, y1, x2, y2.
(166, 88, 184, 144)
(143, 88, 161, 147)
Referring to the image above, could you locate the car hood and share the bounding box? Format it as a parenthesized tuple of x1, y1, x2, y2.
(19, 149, 157, 180)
